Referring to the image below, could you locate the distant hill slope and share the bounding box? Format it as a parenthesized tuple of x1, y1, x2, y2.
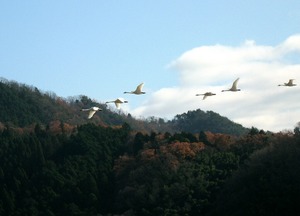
(170, 109, 249, 136)
(0, 78, 249, 135)
(0, 79, 131, 127)
(0, 80, 60, 126)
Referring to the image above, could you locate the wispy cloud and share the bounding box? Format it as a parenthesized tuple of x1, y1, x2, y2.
(130, 34, 300, 132)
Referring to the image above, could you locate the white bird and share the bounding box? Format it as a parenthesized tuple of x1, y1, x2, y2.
(222, 78, 241, 92)
(105, 98, 128, 109)
(80, 106, 102, 119)
(124, 83, 146, 95)
(278, 79, 296, 87)
(196, 92, 216, 100)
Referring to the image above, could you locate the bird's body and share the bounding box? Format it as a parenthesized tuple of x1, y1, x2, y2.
(106, 98, 128, 109)
(80, 106, 102, 119)
(196, 92, 216, 100)
(222, 78, 241, 92)
(124, 83, 146, 95)
(278, 79, 296, 87)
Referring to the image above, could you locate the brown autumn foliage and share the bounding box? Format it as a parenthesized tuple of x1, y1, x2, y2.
(163, 141, 205, 159)
(205, 131, 235, 149)
(46, 120, 75, 134)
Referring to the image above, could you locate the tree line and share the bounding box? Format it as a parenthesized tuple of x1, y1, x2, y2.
(0, 78, 249, 136)
(1, 122, 300, 215)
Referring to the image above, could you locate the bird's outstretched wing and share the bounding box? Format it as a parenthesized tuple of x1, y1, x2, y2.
(136, 83, 144, 93)
(88, 110, 97, 119)
(231, 78, 240, 90)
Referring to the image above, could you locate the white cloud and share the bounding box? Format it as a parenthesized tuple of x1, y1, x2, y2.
(131, 34, 300, 132)
(279, 34, 300, 52)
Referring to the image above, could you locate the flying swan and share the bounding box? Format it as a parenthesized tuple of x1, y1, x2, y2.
(105, 98, 128, 109)
(124, 83, 146, 95)
(196, 92, 216, 100)
(80, 106, 102, 119)
(221, 78, 241, 92)
(278, 79, 296, 87)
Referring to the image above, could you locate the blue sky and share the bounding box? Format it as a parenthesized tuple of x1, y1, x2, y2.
(1, 1, 300, 132)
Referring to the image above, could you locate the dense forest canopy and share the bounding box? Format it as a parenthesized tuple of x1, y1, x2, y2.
(172, 109, 249, 135)
(1, 77, 300, 215)
(1, 122, 300, 215)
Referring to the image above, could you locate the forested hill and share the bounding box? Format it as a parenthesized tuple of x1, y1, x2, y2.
(0, 78, 157, 132)
(172, 109, 249, 135)
(1, 77, 300, 216)
(0, 78, 249, 135)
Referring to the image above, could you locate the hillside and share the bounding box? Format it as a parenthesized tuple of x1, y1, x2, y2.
(1, 78, 300, 216)
(0, 78, 157, 133)
(0, 78, 249, 135)
(0, 114, 299, 215)
(172, 109, 249, 135)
